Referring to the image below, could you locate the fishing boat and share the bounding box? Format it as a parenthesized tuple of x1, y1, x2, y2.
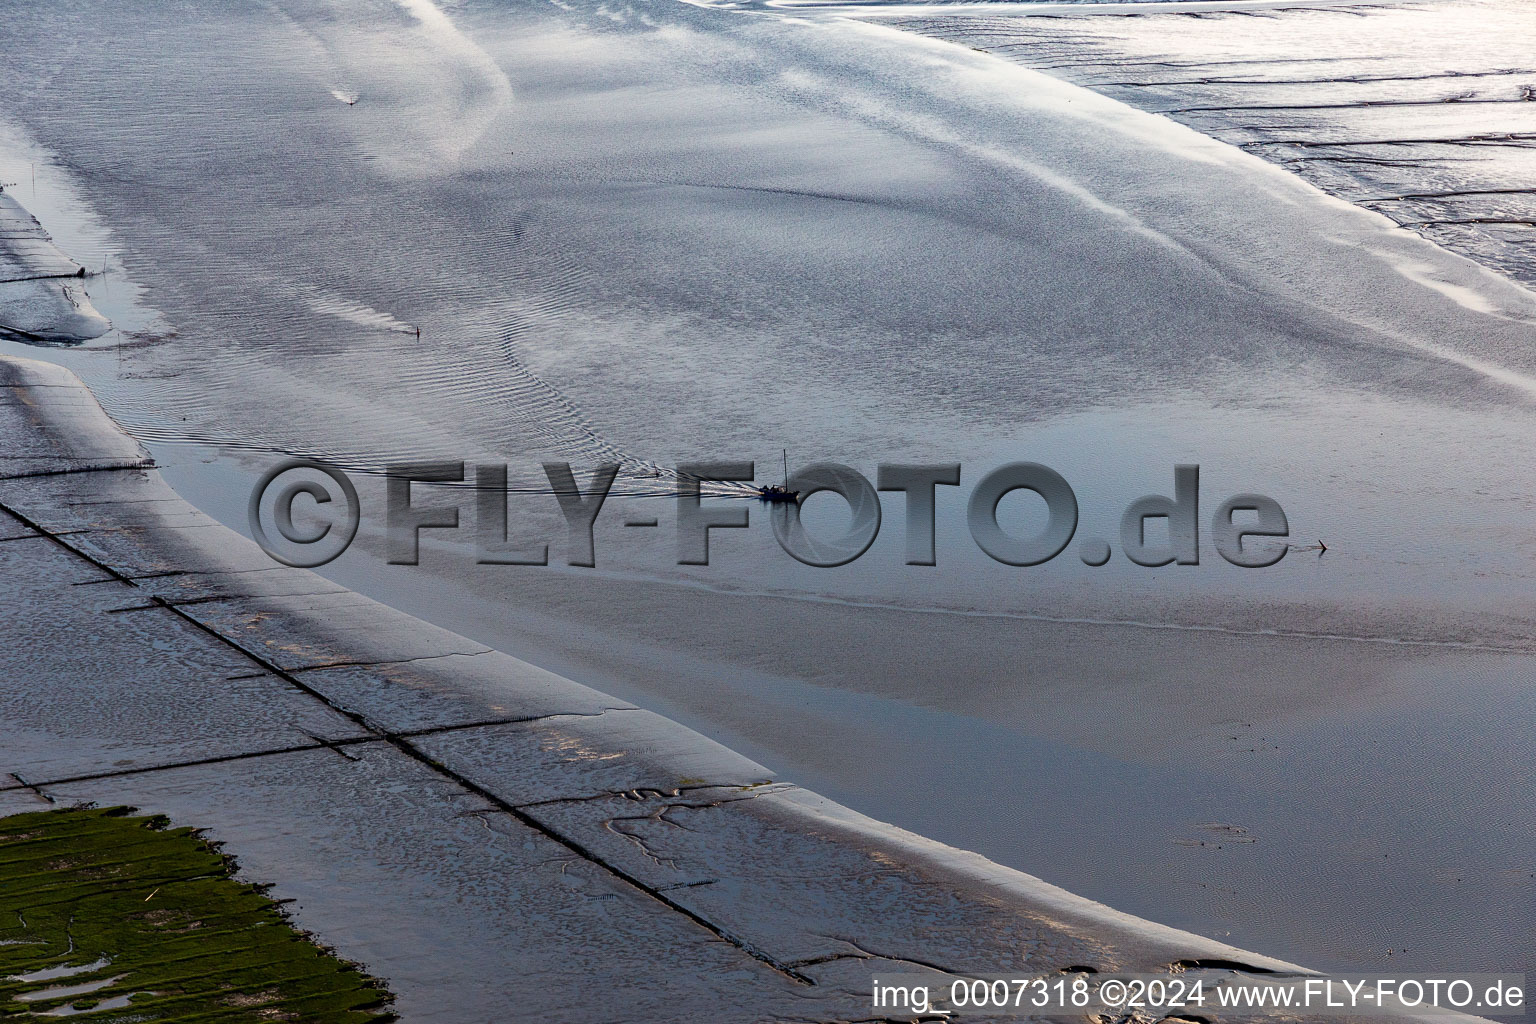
(757, 450, 800, 503)
(755, 484, 798, 503)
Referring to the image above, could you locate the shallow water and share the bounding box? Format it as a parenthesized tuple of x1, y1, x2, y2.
(1, 0, 1533, 977)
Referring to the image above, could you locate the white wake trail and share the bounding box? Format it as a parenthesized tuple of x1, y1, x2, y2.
(392, 0, 515, 165)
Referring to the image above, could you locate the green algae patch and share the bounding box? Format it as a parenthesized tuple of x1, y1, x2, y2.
(0, 807, 394, 1022)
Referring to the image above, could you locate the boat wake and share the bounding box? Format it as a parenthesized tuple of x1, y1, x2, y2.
(262, 0, 514, 174)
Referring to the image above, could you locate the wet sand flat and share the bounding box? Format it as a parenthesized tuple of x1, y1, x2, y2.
(873, 0, 1536, 287)
(0, 0, 1531, 980)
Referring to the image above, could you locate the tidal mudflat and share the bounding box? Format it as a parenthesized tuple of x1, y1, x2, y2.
(0, 353, 1313, 1021)
(0, 0, 1531, 983)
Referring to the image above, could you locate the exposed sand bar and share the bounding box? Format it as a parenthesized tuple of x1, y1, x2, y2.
(0, 188, 108, 342)
(866, 0, 1536, 289)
